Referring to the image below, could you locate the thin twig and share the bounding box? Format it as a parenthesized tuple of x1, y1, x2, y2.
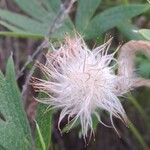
(17, 39, 49, 79)
(47, 0, 76, 36)
(21, 64, 36, 96)
(17, 0, 75, 79)
(20, 0, 75, 97)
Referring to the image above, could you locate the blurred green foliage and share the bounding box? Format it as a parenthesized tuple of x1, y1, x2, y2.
(0, 56, 33, 150)
(0, 0, 150, 150)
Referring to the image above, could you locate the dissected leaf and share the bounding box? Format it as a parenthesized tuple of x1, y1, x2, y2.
(85, 4, 150, 39)
(47, 0, 61, 12)
(0, 56, 33, 150)
(0, 0, 73, 39)
(0, 9, 45, 34)
(75, 0, 102, 32)
(42, 0, 53, 12)
(13, 0, 48, 21)
(0, 20, 24, 32)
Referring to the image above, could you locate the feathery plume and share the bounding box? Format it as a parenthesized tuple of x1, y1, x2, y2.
(32, 35, 131, 138)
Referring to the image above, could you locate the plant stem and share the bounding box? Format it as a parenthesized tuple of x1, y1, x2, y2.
(128, 120, 149, 150)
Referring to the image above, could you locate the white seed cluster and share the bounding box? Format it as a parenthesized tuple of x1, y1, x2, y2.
(33, 35, 132, 138)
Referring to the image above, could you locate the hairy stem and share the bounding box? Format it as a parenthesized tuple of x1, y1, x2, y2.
(118, 40, 150, 88)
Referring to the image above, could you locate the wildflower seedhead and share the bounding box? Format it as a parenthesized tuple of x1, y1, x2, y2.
(32, 35, 150, 138)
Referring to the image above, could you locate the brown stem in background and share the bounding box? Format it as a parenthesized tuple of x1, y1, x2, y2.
(118, 40, 150, 88)
(20, 0, 76, 100)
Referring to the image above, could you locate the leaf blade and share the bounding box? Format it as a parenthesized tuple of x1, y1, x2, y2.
(117, 22, 144, 40)
(35, 103, 53, 150)
(85, 4, 150, 39)
(139, 29, 150, 40)
(13, 0, 48, 21)
(75, 0, 102, 32)
(0, 56, 33, 150)
(0, 9, 46, 34)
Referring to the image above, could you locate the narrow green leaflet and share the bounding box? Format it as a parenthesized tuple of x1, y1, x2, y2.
(117, 22, 144, 40)
(42, 0, 53, 12)
(42, 0, 61, 13)
(85, 4, 150, 39)
(0, 56, 33, 150)
(46, 0, 61, 12)
(35, 121, 46, 150)
(75, 0, 102, 32)
(0, 9, 45, 34)
(13, 0, 48, 21)
(139, 29, 150, 40)
(35, 103, 53, 150)
(0, 20, 44, 39)
(0, 31, 44, 39)
(0, 20, 24, 32)
(0, 0, 73, 39)
(62, 118, 80, 133)
(62, 114, 99, 133)
(0, 10, 71, 39)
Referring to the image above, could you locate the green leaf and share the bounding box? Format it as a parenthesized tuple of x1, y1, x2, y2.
(0, 20, 24, 32)
(0, 9, 46, 34)
(92, 114, 99, 130)
(138, 59, 150, 78)
(62, 118, 80, 133)
(0, 31, 44, 39)
(0, 0, 74, 39)
(85, 4, 150, 39)
(13, 0, 48, 21)
(36, 0, 61, 14)
(42, 0, 54, 12)
(0, 6, 73, 39)
(46, 0, 61, 12)
(38, 0, 61, 13)
(0, 56, 33, 150)
(117, 22, 144, 40)
(35, 121, 46, 150)
(75, 0, 102, 32)
(35, 103, 52, 150)
(62, 114, 99, 133)
(0, 145, 7, 150)
(139, 29, 150, 40)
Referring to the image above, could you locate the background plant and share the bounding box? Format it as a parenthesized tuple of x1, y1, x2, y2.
(0, 0, 150, 149)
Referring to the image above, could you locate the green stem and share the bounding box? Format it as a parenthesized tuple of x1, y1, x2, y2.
(127, 93, 149, 123)
(128, 121, 149, 150)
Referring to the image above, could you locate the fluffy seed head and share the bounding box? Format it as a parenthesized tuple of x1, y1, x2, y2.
(32, 35, 129, 138)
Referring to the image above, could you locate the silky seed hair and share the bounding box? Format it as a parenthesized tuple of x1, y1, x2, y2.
(32, 35, 150, 138)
